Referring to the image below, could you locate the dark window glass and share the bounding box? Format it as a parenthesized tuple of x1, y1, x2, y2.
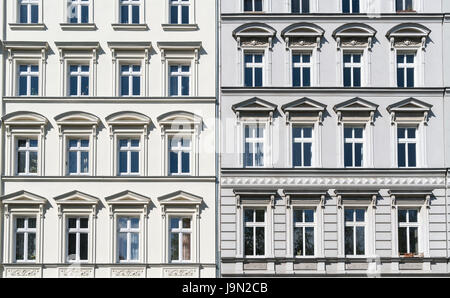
(345, 227, 353, 255)
(244, 227, 253, 255)
(255, 227, 265, 255)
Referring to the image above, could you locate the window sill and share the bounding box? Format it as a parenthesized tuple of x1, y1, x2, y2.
(9, 23, 46, 30)
(60, 23, 97, 31)
(161, 24, 199, 31)
(111, 23, 149, 31)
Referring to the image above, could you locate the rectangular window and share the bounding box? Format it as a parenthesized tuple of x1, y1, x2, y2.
(169, 65, 190, 96)
(292, 53, 311, 87)
(19, 0, 39, 23)
(244, 53, 263, 87)
(68, 0, 90, 23)
(244, 124, 265, 168)
(291, 0, 309, 13)
(17, 138, 38, 175)
(120, 0, 141, 24)
(397, 54, 415, 88)
(169, 136, 192, 175)
(344, 208, 366, 256)
(244, 208, 265, 256)
(120, 64, 141, 96)
(15, 217, 36, 262)
(396, 0, 414, 11)
(69, 65, 89, 96)
(342, 0, 360, 13)
(397, 127, 417, 168)
(170, 0, 190, 24)
(117, 217, 140, 262)
(343, 53, 362, 87)
(170, 217, 192, 262)
(18, 65, 39, 96)
(398, 209, 419, 255)
(344, 127, 364, 167)
(67, 217, 89, 262)
(293, 209, 315, 256)
(292, 126, 313, 167)
(68, 139, 89, 175)
(244, 0, 263, 12)
(118, 138, 140, 175)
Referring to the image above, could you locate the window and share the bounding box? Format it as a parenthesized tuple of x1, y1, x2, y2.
(69, 65, 89, 96)
(244, 124, 265, 168)
(118, 139, 140, 175)
(398, 127, 417, 168)
(67, 217, 89, 262)
(396, 0, 413, 11)
(170, 217, 192, 262)
(344, 208, 365, 256)
(18, 65, 39, 96)
(244, 208, 265, 256)
(17, 138, 38, 175)
(291, 0, 309, 13)
(292, 126, 313, 167)
(15, 217, 36, 262)
(292, 53, 311, 87)
(170, 0, 190, 24)
(117, 217, 140, 262)
(244, 0, 263, 12)
(397, 54, 415, 88)
(19, 0, 39, 23)
(342, 0, 360, 13)
(244, 53, 263, 87)
(67, 139, 89, 175)
(343, 53, 361, 87)
(398, 209, 419, 255)
(68, 0, 90, 23)
(120, 65, 141, 96)
(169, 136, 192, 175)
(169, 65, 190, 96)
(120, 0, 141, 24)
(344, 127, 364, 167)
(293, 209, 314, 256)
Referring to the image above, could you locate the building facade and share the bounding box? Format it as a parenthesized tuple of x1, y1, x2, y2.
(219, 0, 450, 276)
(0, 0, 217, 278)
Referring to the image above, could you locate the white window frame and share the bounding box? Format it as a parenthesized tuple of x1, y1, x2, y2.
(120, 63, 142, 96)
(242, 0, 268, 12)
(243, 122, 267, 168)
(169, 64, 192, 96)
(16, 0, 42, 24)
(169, 0, 191, 24)
(396, 51, 417, 88)
(118, 0, 143, 24)
(168, 135, 193, 176)
(397, 126, 418, 168)
(343, 125, 365, 168)
(243, 51, 264, 87)
(9, 55, 46, 97)
(397, 208, 420, 255)
(291, 51, 312, 87)
(390, 118, 426, 168)
(13, 216, 37, 263)
(243, 207, 267, 257)
(117, 137, 142, 176)
(66, 138, 90, 176)
(17, 64, 39, 96)
(291, 125, 314, 168)
(116, 216, 141, 263)
(289, 0, 314, 13)
(341, 0, 361, 13)
(343, 207, 367, 257)
(68, 64, 90, 96)
(16, 138, 39, 176)
(394, 0, 419, 12)
(65, 0, 93, 24)
(342, 52, 363, 87)
(292, 208, 316, 257)
(66, 217, 90, 263)
(390, 46, 423, 88)
(169, 216, 193, 263)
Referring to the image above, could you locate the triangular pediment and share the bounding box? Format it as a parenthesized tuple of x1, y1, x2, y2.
(232, 97, 277, 114)
(106, 190, 151, 205)
(334, 97, 378, 112)
(282, 98, 327, 113)
(333, 23, 377, 38)
(386, 23, 431, 38)
(233, 23, 276, 38)
(387, 98, 432, 113)
(158, 191, 202, 206)
(281, 23, 324, 38)
(55, 111, 100, 126)
(106, 111, 151, 126)
(0, 190, 47, 205)
(3, 111, 48, 126)
(54, 190, 99, 205)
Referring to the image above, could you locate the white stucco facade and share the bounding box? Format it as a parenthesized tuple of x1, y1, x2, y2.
(0, 0, 217, 278)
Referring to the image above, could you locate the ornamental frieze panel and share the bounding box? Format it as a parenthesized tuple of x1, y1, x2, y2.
(340, 37, 368, 48)
(6, 268, 41, 278)
(289, 37, 317, 48)
(58, 267, 94, 278)
(240, 37, 269, 47)
(163, 268, 198, 278)
(393, 37, 422, 48)
(111, 268, 145, 278)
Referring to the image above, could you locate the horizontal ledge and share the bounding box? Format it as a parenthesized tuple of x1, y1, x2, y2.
(2, 97, 216, 104)
(111, 23, 149, 31)
(1, 263, 217, 268)
(59, 23, 97, 30)
(2, 176, 216, 182)
(161, 24, 199, 31)
(221, 87, 445, 94)
(221, 13, 445, 20)
(8, 23, 46, 30)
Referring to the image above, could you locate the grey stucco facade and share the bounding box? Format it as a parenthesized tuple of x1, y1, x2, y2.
(219, 0, 450, 276)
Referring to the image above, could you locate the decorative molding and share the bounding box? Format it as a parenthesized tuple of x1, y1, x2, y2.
(58, 267, 94, 278)
(163, 268, 197, 278)
(6, 268, 41, 278)
(111, 268, 145, 278)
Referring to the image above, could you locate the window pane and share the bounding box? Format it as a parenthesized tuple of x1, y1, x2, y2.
(244, 0, 252, 11)
(398, 227, 407, 254)
(68, 151, 77, 173)
(244, 227, 253, 256)
(130, 233, 139, 260)
(292, 68, 300, 87)
(121, 76, 129, 96)
(170, 76, 178, 96)
(131, 151, 139, 173)
(31, 76, 39, 95)
(342, 0, 350, 13)
(355, 143, 363, 167)
(254, 0, 263, 11)
(303, 127, 312, 138)
(181, 6, 189, 24)
(343, 68, 351, 87)
(70, 76, 78, 95)
(353, 68, 361, 87)
(119, 151, 127, 173)
(244, 67, 253, 87)
(406, 68, 414, 87)
(302, 68, 311, 87)
(28, 218, 36, 229)
(132, 76, 140, 95)
(293, 210, 303, 223)
(182, 218, 191, 229)
(16, 219, 25, 230)
(29, 151, 38, 173)
(181, 77, 190, 95)
(170, 233, 179, 260)
(131, 218, 140, 229)
(244, 209, 254, 223)
(345, 227, 354, 255)
(345, 209, 354, 222)
(354, 128, 363, 138)
(255, 142, 264, 166)
(118, 217, 127, 229)
(118, 232, 127, 261)
(398, 210, 407, 222)
(131, 139, 140, 147)
(182, 233, 191, 260)
(302, 0, 310, 13)
(409, 227, 418, 254)
(244, 143, 253, 167)
(181, 151, 190, 173)
(81, 151, 89, 173)
(305, 227, 314, 255)
(81, 76, 89, 95)
(28, 233, 36, 260)
(408, 210, 418, 222)
(81, 5, 89, 23)
(397, 127, 406, 138)
(398, 143, 406, 167)
(356, 209, 365, 222)
(68, 218, 77, 228)
(170, 5, 178, 24)
(396, 0, 403, 10)
(292, 0, 300, 13)
(304, 209, 314, 222)
(255, 210, 265, 222)
(408, 143, 416, 167)
(20, 5, 28, 23)
(344, 127, 353, 138)
(303, 143, 312, 167)
(80, 218, 88, 229)
(18, 151, 26, 173)
(356, 227, 365, 255)
(170, 218, 179, 229)
(255, 227, 265, 255)
(80, 233, 88, 260)
(170, 151, 178, 174)
(120, 5, 128, 23)
(68, 233, 77, 260)
(132, 5, 140, 24)
(16, 233, 25, 260)
(294, 227, 303, 256)
(344, 143, 353, 167)
(254, 68, 263, 87)
(293, 143, 302, 167)
(19, 76, 27, 96)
